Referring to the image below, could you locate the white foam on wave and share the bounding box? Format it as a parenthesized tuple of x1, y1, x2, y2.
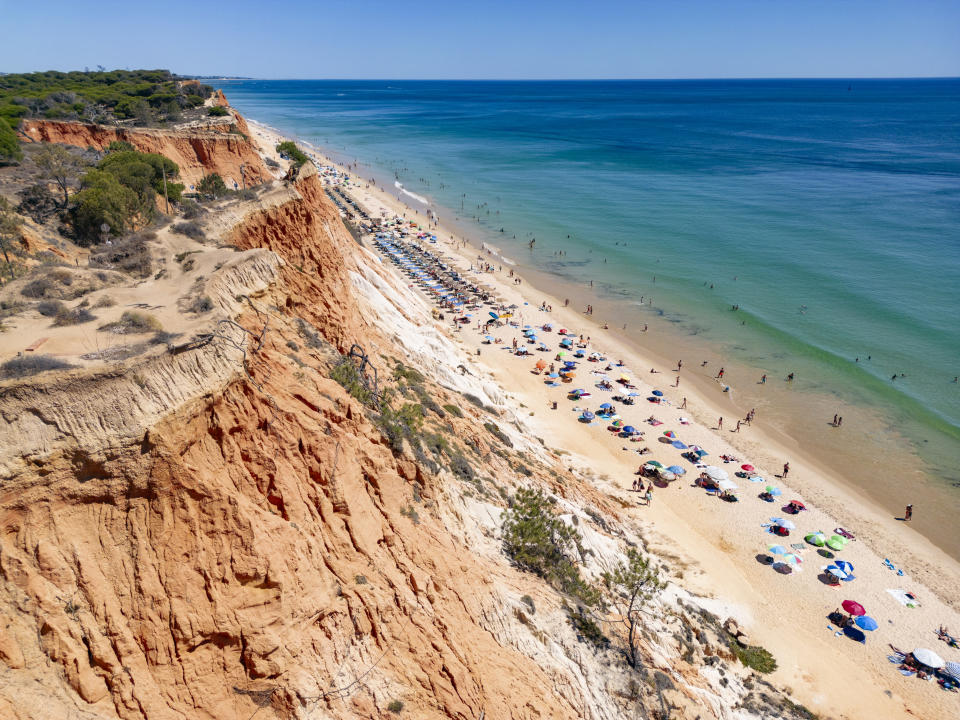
(394, 181, 430, 206)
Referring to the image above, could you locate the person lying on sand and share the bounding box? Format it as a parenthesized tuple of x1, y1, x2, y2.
(938, 626, 959, 648)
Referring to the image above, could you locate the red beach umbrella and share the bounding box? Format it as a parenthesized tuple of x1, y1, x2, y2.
(741, 464, 756, 473)
(841, 600, 866, 617)
(789, 500, 806, 510)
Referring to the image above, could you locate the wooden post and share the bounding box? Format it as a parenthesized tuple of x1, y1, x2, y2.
(161, 164, 170, 214)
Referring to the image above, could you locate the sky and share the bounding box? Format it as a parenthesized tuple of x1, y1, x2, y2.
(1, 0, 958, 79)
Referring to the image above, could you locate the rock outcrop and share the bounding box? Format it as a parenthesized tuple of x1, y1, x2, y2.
(18, 118, 268, 189)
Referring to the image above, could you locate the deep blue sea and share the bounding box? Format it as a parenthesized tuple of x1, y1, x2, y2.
(219, 78, 960, 492)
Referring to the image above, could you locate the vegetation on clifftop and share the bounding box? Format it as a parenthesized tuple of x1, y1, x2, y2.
(0, 69, 213, 126)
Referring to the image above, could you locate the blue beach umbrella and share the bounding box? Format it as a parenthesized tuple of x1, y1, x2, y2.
(672, 440, 688, 449)
(667, 465, 686, 474)
(855, 616, 878, 632)
(570, 389, 585, 395)
(622, 425, 637, 434)
(768, 545, 790, 556)
(834, 560, 855, 575)
(548, 372, 560, 378)
(489, 312, 499, 319)
(825, 564, 853, 581)
(581, 411, 595, 420)
(652, 390, 664, 397)
(599, 402, 613, 410)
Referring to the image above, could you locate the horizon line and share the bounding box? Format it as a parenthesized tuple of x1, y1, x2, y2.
(208, 75, 960, 82)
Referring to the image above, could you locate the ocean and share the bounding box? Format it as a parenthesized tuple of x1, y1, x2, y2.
(218, 79, 960, 550)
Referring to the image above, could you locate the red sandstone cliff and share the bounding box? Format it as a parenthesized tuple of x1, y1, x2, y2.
(19, 117, 269, 189)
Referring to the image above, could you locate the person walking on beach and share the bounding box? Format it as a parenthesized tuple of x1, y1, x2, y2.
(734, 420, 741, 432)
(680, 397, 687, 409)
(645, 484, 653, 507)
(760, 374, 766, 384)
(904, 504, 913, 521)
(716, 367, 725, 379)
(717, 417, 723, 430)
(833, 414, 838, 426)
(674, 376, 680, 387)
(676, 360, 682, 371)
(782, 462, 790, 478)
(837, 416, 843, 427)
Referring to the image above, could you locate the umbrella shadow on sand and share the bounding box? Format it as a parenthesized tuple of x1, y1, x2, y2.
(817, 549, 836, 559)
(756, 554, 774, 566)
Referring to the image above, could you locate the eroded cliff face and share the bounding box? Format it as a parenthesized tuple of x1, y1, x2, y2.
(0, 154, 772, 720)
(18, 117, 269, 189)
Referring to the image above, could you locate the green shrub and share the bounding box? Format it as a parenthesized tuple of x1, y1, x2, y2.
(275, 141, 309, 167)
(443, 403, 463, 418)
(375, 402, 425, 453)
(207, 105, 228, 116)
(731, 641, 777, 674)
(0, 118, 22, 165)
(386, 700, 404, 713)
(0, 354, 73, 378)
(483, 422, 513, 447)
(502, 488, 599, 606)
(197, 173, 227, 198)
(331, 357, 375, 405)
(105, 141, 135, 154)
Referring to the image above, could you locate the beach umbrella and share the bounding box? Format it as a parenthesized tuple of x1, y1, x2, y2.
(944, 661, 960, 681)
(789, 500, 806, 510)
(775, 519, 796, 530)
(622, 425, 637, 434)
(912, 648, 944, 669)
(663, 430, 677, 438)
(741, 464, 756, 473)
(581, 411, 595, 420)
(659, 470, 677, 481)
(841, 600, 866, 617)
(646, 460, 663, 468)
(779, 553, 802, 567)
(718, 479, 738, 491)
(768, 545, 790, 556)
(548, 372, 560, 378)
(535, 359, 546, 370)
(825, 564, 853, 581)
(667, 465, 686, 474)
(833, 560, 854, 575)
(672, 440, 688, 449)
(652, 390, 664, 397)
(704, 466, 729, 482)
(855, 616, 878, 632)
(599, 402, 613, 410)
(557, 350, 567, 357)
(765, 486, 782, 496)
(570, 388, 584, 395)
(806, 532, 826, 547)
(826, 535, 847, 551)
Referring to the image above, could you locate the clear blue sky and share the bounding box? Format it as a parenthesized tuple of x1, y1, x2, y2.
(2, 0, 958, 79)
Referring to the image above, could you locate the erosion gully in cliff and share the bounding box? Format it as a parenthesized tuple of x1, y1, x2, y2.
(0, 106, 813, 720)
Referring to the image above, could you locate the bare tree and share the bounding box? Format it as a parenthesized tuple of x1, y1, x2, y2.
(603, 547, 666, 668)
(33, 145, 85, 207)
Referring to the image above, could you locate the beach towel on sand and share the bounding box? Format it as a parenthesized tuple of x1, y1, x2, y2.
(886, 588, 920, 608)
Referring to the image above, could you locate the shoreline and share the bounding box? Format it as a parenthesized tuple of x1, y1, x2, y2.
(247, 116, 960, 562)
(249, 115, 960, 717)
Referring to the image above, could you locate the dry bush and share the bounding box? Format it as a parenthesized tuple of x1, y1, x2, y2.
(172, 221, 205, 240)
(53, 305, 96, 326)
(99, 310, 162, 334)
(88, 235, 153, 278)
(0, 354, 74, 379)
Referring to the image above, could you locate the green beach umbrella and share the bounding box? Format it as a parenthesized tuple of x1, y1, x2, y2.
(805, 532, 826, 547)
(826, 535, 847, 551)
(646, 460, 663, 468)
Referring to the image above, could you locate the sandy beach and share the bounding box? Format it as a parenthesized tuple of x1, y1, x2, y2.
(248, 119, 960, 719)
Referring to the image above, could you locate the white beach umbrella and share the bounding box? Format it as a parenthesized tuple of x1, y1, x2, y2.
(718, 479, 739, 491)
(704, 466, 729, 482)
(775, 519, 797, 530)
(912, 648, 945, 669)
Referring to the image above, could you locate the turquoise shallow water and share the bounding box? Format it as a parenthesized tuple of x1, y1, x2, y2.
(219, 79, 960, 480)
